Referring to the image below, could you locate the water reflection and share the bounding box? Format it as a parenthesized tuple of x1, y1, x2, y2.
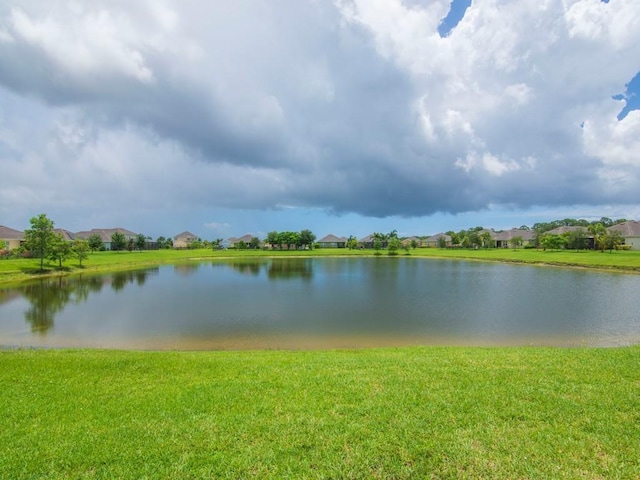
(267, 258, 313, 281)
(224, 260, 266, 276)
(210, 258, 314, 280)
(0, 259, 639, 349)
(13, 269, 158, 334)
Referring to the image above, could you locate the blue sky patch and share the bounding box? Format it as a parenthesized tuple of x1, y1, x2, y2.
(438, 0, 472, 38)
(616, 70, 640, 120)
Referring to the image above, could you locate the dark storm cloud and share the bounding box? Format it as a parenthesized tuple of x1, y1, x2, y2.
(1, 0, 639, 225)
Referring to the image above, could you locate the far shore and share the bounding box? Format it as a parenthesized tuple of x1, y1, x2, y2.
(1, 247, 640, 286)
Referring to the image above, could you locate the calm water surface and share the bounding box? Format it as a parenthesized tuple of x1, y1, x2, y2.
(1, 258, 639, 349)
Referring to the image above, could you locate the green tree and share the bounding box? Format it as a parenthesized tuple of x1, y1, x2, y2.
(72, 239, 90, 266)
(437, 236, 447, 249)
(372, 232, 386, 255)
(298, 229, 316, 250)
(510, 236, 523, 249)
(127, 238, 135, 252)
(249, 236, 261, 249)
(211, 238, 223, 250)
(266, 231, 279, 249)
(481, 231, 494, 249)
(87, 234, 104, 252)
(23, 213, 56, 271)
(448, 231, 460, 247)
(135, 234, 147, 251)
(48, 233, 73, 268)
(604, 230, 623, 253)
(566, 228, 587, 251)
(387, 230, 400, 255)
(111, 232, 126, 251)
(541, 234, 566, 251)
(346, 235, 358, 250)
(588, 223, 607, 252)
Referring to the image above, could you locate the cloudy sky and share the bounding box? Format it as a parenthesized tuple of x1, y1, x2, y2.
(1, 0, 639, 240)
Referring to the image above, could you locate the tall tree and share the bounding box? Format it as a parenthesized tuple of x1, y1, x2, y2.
(604, 230, 623, 253)
(72, 239, 90, 266)
(298, 229, 316, 250)
(588, 223, 607, 251)
(48, 233, 72, 268)
(110, 232, 126, 251)
(249, 236, 261, 249)
(135, 233, 147, 251)
(510, 236, 523, 249)
(481, 231, 494, 249)
(24, 213, 55, 271)
(87, 234, 104, 252)
(566, 228, 587, 251)
(266, 231, 279, 249)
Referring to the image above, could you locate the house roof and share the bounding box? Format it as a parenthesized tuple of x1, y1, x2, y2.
(0, 225, 24, 240)
(607, 220, 640, 237)
(545, 226, 593, 236)
(174, 231, 197, 240)
(229, 234, 257, 243)
(76, 228, 138, 241)
(425, 233, 451, 242)
(493, 228, 535, 241)
(318, 234, 347, 243)
(54, 228, 75, 241)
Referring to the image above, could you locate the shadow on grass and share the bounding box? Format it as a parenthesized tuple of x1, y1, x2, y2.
(19, 265, 73, 275)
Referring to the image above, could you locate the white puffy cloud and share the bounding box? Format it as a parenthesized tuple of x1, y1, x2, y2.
(0, 0, 639, 233)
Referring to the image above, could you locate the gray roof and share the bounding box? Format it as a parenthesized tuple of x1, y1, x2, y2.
(425, 233, 451, 242)
(318, 234, 347, 243)
(607, 220, 640, 237)
(545, 226, 593, 236)
(54, 228, 76, 241)
(174, 231, 198, 240)
(229, 234, 257, 243)
(493, 228, 535, 241)
(0, 225, 24, 240)
(76, 228, 138, 241)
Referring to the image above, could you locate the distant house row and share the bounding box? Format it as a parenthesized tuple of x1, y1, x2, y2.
(315, 222, 640, 251)
(3, 221, 640, 251)
(0, 226, 141, 251)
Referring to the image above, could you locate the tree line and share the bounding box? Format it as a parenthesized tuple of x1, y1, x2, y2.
(6, 213, 632, 272)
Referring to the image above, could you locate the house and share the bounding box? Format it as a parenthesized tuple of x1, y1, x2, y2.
(228, 234, 260, 249)
(54, 228, 76, 242)
(544, 226, 595, 249)
(401, 236, 423, 248)
(424, 233, 451, 248)
(492, 228, 535, 248)
(607, 220, 640, 250)
(173, 231, 198, 249)
(0, 225, 24, 250)
(358, 234, 375, 249)
(317, 234, 348, 248)
(76, 228, 138, 250)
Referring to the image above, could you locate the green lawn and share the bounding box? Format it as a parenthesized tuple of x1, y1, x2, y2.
(1, 247, 640, 285)
(1, 347, 639, 479)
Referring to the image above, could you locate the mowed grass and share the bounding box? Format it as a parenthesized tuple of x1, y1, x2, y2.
(1, 247, 640, 285)
(1, 347, 639, 479)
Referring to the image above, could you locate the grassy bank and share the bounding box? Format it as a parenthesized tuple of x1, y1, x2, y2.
(2, 247, 640, 285)
(1, 347, 638, 479)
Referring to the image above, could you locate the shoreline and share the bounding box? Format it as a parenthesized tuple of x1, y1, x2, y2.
(1, 248, 640, 286)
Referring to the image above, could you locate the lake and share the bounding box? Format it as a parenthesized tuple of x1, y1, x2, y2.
(1, 257, 639, 349)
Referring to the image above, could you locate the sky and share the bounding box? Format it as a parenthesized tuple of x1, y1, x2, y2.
(1, 0, 639, 240)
